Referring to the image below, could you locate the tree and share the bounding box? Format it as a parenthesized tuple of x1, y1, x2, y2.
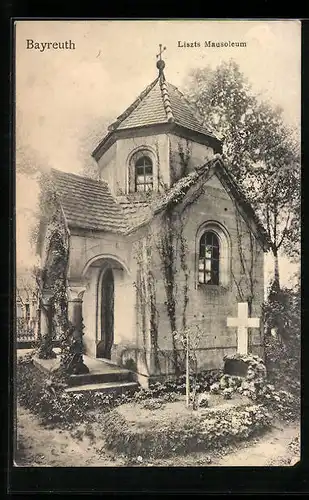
(78, 116, 112, 180)
(173, 325, 202, 408)
(184, 60, 301, 287)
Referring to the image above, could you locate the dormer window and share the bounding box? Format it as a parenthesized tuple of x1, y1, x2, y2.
(135, 156, 153, 192)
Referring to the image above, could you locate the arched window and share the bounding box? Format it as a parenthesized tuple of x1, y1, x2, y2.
(198, 231, 220, 285)
(135, 156, 153, 192)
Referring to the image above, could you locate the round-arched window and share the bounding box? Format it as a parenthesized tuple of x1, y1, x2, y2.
(198, 230, 220, 285)
(135, 156, 153, 192)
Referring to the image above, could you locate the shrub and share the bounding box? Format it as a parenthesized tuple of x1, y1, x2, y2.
(206, 355, 300, 422)
(255, 386, 300, 421)
(17, 359, 185, 429)
(264, 334, 300, 395)
(102, 403, 271, 459)
(263, 281, 300, 394)
(16, 361, 133, 428)
(186, 353, 301, 422)
(144, 369, 223, 398)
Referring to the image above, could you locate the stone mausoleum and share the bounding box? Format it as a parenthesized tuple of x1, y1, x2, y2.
(36, 55, 269, 386)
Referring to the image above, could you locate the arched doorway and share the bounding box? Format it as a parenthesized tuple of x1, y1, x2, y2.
(97, 267, 114, 359)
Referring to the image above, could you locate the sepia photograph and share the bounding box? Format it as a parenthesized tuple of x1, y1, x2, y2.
(15, 19, 301, 468)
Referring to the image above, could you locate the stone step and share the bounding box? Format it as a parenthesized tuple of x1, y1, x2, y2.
(65, 380, 139, 395)
(68, 370, 134, 387)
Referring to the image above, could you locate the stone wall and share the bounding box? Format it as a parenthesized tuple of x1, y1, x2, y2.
(66, 172, 265, 383)
(169, 133, 214, 183)
(98, 133, 170, 195)
(136, 171, 265, 378)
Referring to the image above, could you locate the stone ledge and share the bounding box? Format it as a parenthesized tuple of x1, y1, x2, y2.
(65, 380, 139, 395)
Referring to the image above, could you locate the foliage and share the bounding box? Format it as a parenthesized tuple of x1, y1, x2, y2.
(223, 353, 267, 383)
(262, 280, 300, 395)
(263, 280, 300, 343)
(140, 394, 181, 410)
(184, 60, 301, 281)
(33, 171, 89, 373)
(16, 357, 221, 429)
(202, 353, 300, 422)
(134, 370, 223, 401)
(16, 359, 129, 428)
(16, 270, 39, 305)
(16, 142, 48, 177)
(153, 163, 196, 374)
(231, 202, 261, 313)
(102, 402, 271, 459)
(156, 208, 179, 373)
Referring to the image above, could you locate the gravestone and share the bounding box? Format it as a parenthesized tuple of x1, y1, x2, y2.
(226, 302, 260, 356)
(224, 358, 248, 377)
(225, 302, 261, 377)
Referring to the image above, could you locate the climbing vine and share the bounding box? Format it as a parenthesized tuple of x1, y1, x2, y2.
(154, 148, 203, 374)
(35, 172, 87, 375)
(156, 207, 179, 373)
(178, 139, 192, 178)
(170, 138, 192, 185)
(231, 199, 261, 316)
(134, 235, 161, 373)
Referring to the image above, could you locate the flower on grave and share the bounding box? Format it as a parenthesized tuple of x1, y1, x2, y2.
(246, 370, 255, 380)
(210, 382, 220, 394)
(220, 376, 228, 389)
(197, 393, 210, 408)
(266, 384, 275, 391)
(223, 388, 233, 400)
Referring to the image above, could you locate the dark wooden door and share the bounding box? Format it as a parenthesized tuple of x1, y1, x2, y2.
(97, 268, 114, 359)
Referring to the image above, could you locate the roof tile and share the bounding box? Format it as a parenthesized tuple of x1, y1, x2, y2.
(105, 74, 219, 140)
(51, 169, 130, 233)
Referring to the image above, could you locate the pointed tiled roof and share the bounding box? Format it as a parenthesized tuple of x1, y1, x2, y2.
(108, 74, 218, 138)
(92, 72, 221, 160)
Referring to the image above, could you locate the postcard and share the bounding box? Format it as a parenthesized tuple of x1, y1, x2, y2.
(14, 19, 301, 470)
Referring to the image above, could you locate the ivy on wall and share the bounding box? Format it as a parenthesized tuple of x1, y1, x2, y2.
(35, 172, 87, 375)
(134, 235, 160, 373)
(231, 198, 262, 316)
(170, 138, 192, 185)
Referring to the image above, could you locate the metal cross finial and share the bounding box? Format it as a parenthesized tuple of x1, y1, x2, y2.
(156, 44, 166, 61)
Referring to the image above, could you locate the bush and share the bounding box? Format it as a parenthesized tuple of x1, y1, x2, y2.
(16, 359, 183, 428)
(190, 353, 301, 422)
(205, 360, 300, 422)
(264, 334, 300, 395)
(263, 282, 300, 394)
(255, 386, 300, 421)
(102, 403, 271, 459)
(16, 360, 133, 428)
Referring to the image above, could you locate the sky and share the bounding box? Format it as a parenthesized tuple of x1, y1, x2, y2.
(15, 20, 301, 282)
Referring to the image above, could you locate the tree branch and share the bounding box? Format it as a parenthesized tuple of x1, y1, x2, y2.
(276, 211, 292, 251)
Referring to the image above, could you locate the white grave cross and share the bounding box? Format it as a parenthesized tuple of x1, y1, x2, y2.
(227, 302, 260, 355)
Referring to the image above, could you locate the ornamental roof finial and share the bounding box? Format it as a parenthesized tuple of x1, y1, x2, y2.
(156, 44, 166, 75)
